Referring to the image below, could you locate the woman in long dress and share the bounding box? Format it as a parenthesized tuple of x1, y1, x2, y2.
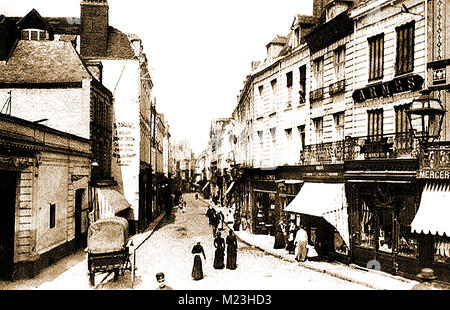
(273, 221, 286, 249)
(191, 238, 206, 280)
(213, 232, 225, 269)
(226, 229, 238, 270)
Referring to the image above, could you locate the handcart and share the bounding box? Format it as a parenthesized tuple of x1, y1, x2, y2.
(86, 217, 135, 287)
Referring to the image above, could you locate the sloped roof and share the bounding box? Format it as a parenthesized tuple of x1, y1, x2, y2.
(106, 27, 136, 59)
(266, 35, 288, 47)
(0, 40, 91, 84)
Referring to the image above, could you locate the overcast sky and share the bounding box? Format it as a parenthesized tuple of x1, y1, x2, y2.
(2, 0, 313, 156)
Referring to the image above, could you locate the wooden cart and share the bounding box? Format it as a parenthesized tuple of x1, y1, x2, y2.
(87, 217, 135, 287)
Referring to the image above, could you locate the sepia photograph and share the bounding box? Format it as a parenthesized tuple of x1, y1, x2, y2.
(0, 0, 449, 300)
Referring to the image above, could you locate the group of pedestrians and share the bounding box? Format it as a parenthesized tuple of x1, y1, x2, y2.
(190, 230, 238, 281)
(188, 204, 240, 281)
(274, 219, 314, 262)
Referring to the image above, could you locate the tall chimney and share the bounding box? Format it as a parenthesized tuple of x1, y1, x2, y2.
(80, 0, 109, 58)
(313, 0, 325, 18)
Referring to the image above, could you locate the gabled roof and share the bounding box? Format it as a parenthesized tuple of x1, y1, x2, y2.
(265, 35, 288, 48)
(16, 9, 54, 34)
(291, 14, 319, 29)
(0, 40, 91, 84)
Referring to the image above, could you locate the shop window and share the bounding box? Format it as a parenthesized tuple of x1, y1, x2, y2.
(358, 200, 377, 249)
(434, 235, 450, 263)
(398, 201, 419, 258)
(376, 208, 393, 253)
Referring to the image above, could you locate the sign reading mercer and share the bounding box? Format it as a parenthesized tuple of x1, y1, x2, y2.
(418, 170, 450, 179)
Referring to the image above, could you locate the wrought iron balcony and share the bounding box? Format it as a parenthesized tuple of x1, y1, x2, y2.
(309, 87, 324, 102)
(300, 140, 345, 165)
(329, 79, 345, 96)
(420, 142, 450, 170)
(344, 132, 418, 161)
(298, 133, 422, 166)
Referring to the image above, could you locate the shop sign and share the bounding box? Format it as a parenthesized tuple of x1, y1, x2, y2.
(361, 139, 392, 159)
(417, 170, 450, 179)
(352, 75, 423, 103)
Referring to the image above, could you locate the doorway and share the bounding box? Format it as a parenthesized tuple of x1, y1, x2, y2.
(0, 170, 18, 280)
(74, 189, 84, 249)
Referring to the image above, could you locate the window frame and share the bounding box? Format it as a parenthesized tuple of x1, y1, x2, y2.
(334, 46, 346, 81)
(368, 34, 384, 81)
(312, 57, 324, 90)
(395, 21, 415, 76)
(367, 109, 384, 140)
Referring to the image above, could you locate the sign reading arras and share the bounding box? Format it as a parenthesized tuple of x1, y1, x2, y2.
(352, 75, 424, 102)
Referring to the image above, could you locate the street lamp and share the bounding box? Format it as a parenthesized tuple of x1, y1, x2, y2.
(407, 90, 446, 146)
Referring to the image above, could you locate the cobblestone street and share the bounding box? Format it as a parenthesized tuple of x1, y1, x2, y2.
(95, 193, 368, 290)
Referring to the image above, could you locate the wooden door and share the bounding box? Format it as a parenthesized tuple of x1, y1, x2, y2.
(0, 171, 17, 280)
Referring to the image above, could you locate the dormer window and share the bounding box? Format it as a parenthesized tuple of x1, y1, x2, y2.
(21, 29, 48, 41)
(294, 27, 300, 47)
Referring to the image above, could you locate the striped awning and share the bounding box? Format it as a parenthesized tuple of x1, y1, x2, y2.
(411, 182, 450, 236)
(97, 187, 132, 219)
(225, 181, 235, 196)
(284, 182, 350, 248)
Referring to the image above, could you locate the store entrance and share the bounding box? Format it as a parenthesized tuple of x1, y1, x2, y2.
(0, 170, 17, 280)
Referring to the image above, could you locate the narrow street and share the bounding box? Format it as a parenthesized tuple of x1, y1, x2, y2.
(96, 193, 368, 290)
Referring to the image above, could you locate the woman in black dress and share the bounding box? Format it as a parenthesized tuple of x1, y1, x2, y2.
(213, 232, 225, 269)
(226, 229, 238, 270)
(273, 220, 286, 249)
(191, 238, 206, 280)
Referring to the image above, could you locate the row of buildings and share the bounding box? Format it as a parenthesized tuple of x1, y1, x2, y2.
(202, 0, 450, 284)
(0, 0, 180, 280)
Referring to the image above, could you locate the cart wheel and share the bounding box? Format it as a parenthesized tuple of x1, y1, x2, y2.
(89, 272, 95, 287)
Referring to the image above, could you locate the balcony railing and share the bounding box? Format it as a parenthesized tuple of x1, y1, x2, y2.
(344, 132, 418, 161)
(300, 140, 345, 165)
(420, 142, 450, 170)
(298, 132, 421, 166)
(329, 79, 345, 96)
(309, 87, 324, 102)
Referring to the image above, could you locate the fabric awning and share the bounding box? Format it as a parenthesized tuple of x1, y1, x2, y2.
(284, 182, 350, 248)
(97, 188, 132, 219)
(202, 181, 210, 191)
(225, 181, 235, 196)
(411, 182, 450, 236)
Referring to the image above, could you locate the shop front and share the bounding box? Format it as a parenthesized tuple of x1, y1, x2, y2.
(251, 171, 277, 235)
(284, 182, 350, 261)
(410, 180, 450, 283)
(347, 181, 422, 276)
